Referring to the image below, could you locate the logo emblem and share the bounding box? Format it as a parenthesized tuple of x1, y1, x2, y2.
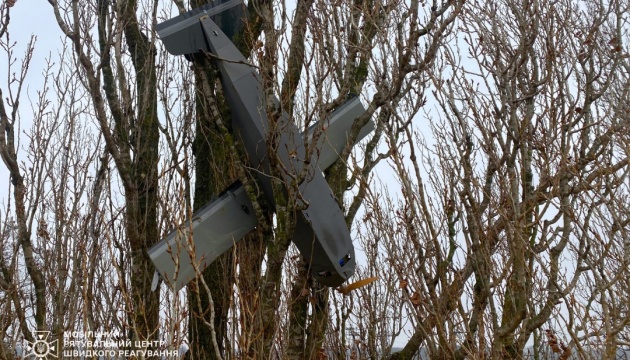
(25, 331, 58, 359)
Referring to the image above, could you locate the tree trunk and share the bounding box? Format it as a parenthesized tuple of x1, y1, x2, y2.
(120, 0, 161, 347)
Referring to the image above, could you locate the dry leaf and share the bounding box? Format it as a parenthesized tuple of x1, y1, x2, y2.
(410, 291, 421, 305)
(545, 329, 563, 353)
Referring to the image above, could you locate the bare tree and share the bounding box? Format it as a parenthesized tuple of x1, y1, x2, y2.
(2, 0, 628, 359)
(353, 0, 630, 359)
(45, 0, 162, 348)
(0, 4, 113, 356)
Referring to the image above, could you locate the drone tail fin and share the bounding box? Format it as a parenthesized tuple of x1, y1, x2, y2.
(156, 0, 246, 56)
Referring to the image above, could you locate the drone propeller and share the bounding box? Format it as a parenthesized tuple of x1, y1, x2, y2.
(336, 276, 379, 295)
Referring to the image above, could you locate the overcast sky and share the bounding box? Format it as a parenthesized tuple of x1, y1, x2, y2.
(1, 3, 63, 204)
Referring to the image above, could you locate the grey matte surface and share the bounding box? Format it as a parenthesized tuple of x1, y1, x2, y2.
(156, 0, 245, 55)
(153, 5, 377, 288)
(307, 97, 375, 171)
(148, 106, 373, 290)
(148, 182, 257, 291)
(200, 17, 355, 286)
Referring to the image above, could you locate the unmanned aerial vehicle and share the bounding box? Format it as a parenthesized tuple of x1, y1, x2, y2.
(149, 0, 375, 291)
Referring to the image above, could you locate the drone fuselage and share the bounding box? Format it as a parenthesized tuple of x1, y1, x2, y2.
(150, 0, 374, 290)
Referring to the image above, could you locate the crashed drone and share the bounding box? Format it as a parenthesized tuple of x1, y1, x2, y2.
(148, 0, 375, 292)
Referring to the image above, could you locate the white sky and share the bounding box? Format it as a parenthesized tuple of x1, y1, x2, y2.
(0, 3, 62, 202)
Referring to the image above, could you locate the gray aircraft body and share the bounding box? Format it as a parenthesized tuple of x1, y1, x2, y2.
(149, 0, 374, 291)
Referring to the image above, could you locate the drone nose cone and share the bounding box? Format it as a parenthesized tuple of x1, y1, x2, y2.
(310, 249, 356, 287)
